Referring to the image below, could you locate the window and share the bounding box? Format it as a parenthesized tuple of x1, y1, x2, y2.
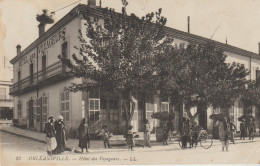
(100, 99, 107, 109)
(30, 63, 34, 84)
(42, 95, 48, 123)
(60, 91, 70, 122)
(17, 101, 22, 119)
(161, 102, 169, 112)
(42, 55, 47, 77)
(0, 88, 6, 100)
(61, 42, 68, 72)
(229, 106, 234, 122)
(62, 42, 68, 58)
(89, 98, 100, 122)
(213, 108, 220, 114)
(18, 71, 21, 89)
(36, 98, 42, 122)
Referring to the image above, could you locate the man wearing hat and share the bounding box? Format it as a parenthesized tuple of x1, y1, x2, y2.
(44, 116, 57, 155)
(240, 119, 246, 140)
(54, 115, 66, 154)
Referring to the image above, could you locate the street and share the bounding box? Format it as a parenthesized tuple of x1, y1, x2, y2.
(1, 131, 260, 165)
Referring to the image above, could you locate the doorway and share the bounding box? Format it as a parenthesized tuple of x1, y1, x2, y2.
(29, 100, 34, 128)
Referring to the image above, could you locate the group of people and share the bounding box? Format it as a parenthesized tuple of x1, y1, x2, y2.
(181, 119, 203, 148)
(218, 116, 256, 152)
(126, 119, 174, 151)
(44, 115, 67, 155)
(239, 118, 256, 140)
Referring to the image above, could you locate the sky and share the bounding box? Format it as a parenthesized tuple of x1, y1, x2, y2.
(1, 0, 260, 81)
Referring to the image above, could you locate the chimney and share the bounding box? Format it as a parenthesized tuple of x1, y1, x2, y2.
(38, 23, 46, 37)
(258, 42, 260, 55)
(187, 16, 190, 33)
(16, 45, 21, 55)
(88, 0, 96, 6)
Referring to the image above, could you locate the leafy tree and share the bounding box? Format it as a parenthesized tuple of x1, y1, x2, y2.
(59, 0, 172, 133)
(155, 42, 250, 131)
(241, 80, 260, 113)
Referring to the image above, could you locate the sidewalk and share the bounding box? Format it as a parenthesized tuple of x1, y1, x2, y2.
(0, 124, 258, 153)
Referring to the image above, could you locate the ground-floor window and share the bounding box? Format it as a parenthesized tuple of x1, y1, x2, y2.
(42, 95, 48, 123)
(89, 98, 100, 122)
(17, 101, 22, 119)
(60, 91, 70, 122)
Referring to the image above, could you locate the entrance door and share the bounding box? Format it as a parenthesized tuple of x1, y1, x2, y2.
(29, 100, 34, 128)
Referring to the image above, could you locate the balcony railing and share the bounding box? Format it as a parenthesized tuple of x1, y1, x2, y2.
(10, 61, 69, 95)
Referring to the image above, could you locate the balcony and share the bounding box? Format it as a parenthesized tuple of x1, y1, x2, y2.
(10, 61, 69, 95)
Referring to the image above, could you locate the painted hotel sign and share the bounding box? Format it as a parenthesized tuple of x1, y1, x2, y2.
(18, 27, 66, 67)
(37, 27, 66, 55)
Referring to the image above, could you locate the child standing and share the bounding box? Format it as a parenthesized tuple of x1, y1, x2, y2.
(101, 125, 111, 148)
(126, 125, 135, 151)
(162, 124, 169, 145)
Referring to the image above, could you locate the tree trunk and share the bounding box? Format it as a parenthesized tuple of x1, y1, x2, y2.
(197, 102, 208, 130)
(176, 102, 184, 136)
(122, 90, 135, 137)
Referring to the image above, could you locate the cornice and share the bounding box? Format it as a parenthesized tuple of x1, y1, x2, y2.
(10, 4, 260, 64)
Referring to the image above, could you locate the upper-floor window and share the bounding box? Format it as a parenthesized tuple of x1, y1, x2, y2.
(30, 63, 34, 83)
(18, 70, 21, 82)
(161, 102, 169, 112)
(42, 55, 47, 77)
(62, 42, 68, 58)
(0, 88, 6, 100)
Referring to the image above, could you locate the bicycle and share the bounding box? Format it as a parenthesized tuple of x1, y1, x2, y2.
(179, 128, 213, 149)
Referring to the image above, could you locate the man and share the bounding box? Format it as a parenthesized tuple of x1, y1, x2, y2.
(240, 119, 246, 140)
(228, 118, 236, 144)
(248, 117, 256, 140)
(143, 119, 151, 148)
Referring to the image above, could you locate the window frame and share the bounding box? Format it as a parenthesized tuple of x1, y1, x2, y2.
(89, 98, 100, 122)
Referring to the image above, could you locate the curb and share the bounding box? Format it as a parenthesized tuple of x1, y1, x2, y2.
(0, 128, 46, 144)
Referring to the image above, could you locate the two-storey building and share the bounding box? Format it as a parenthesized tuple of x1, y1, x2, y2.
(10, 1, 260, 137)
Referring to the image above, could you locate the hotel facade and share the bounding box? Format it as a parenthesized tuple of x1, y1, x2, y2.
(10, 1, 260, 137)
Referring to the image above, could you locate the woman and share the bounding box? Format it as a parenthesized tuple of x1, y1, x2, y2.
(218, 117, 230, 152)
(78, 118, 90, 153)
(44, 116, 57, 155)
(54, 115, 66, 154)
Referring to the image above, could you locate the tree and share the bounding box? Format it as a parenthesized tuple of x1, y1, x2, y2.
(59, 0, 172, 133)
(155, 42, 250, 131)
(241, 80, 260, 113)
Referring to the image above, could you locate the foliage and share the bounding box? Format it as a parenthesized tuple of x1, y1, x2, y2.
(241, 81, 260, 111)
(151, 111, 175, 121)
(59, 0, 172, 126)
(154, 42, 250, 120)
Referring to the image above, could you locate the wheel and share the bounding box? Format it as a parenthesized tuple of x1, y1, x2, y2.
(200, 135, 213, 149)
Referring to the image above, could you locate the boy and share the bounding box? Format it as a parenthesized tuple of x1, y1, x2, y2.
(101, 125, 111, 148)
